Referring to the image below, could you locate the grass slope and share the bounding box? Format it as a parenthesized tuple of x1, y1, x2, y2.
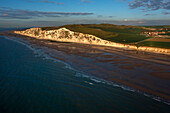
(41, 24, 170, 49)
(42, 24, 148, 44)
(137, 41, 170, 49)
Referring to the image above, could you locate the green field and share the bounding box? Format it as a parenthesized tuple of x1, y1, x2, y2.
(42, 24, 148, 44)
(144, 25, 170, 29)
(161, 32, 170, 36)
(41, 24, 170, 49)
(136, 41, 170, 49)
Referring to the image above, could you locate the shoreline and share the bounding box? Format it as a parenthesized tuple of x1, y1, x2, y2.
(0, 31, 170, 104)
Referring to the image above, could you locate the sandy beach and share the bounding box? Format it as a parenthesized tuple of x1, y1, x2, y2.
(0, 30, 170, 103)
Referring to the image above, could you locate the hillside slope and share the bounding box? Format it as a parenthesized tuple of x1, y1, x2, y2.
(14, 27, 170, 54)
(41, 24, 148, 43)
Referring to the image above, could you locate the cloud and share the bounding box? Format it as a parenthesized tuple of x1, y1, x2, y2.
(162, 11, 170, 15)
(97, 15, 115, 18)
(144, 13, 156, 16)
(124, 19, 128, 21)
(108, 16, 115, 18)
(1, 19, 170, 28)
(97, 15, 103, 18)
(25, 1, 39, 3)
(136, 21, 144, 24)
(0, 7, 94, 19)
(81, 0, 91, 3)
(42, 0, 64, 5)
(128, 0, 170, 11)
(26, 0, 64, 5)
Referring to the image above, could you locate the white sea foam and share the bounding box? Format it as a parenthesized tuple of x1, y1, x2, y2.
(74, 72, 170, 105)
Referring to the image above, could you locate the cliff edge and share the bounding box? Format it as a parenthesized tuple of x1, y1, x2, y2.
(14, 27, 170, 54)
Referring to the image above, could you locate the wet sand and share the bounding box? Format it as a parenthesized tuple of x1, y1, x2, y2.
(0, 31, 170, 103)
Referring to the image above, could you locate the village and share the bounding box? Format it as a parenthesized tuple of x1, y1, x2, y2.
(141, 28, 170, 38)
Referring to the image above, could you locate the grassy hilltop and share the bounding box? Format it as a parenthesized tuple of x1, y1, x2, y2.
(42, 24, 147, 44)
(41, 24, 170, 49)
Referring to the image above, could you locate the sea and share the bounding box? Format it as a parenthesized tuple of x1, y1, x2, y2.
(0, 28, 170, 113)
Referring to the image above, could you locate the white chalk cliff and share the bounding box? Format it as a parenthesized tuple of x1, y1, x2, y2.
(14, 27, 170, 54)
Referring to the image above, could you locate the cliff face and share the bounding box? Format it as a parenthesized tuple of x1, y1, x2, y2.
(14, 27, 170, 54)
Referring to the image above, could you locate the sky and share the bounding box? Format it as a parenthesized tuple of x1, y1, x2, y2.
(0, 0, 170, 28)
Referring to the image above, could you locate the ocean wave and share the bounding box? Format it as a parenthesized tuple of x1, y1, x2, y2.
(74, 72, 170, 106)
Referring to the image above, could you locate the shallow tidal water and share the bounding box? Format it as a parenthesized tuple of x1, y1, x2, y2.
(0, 34, 170, 113)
